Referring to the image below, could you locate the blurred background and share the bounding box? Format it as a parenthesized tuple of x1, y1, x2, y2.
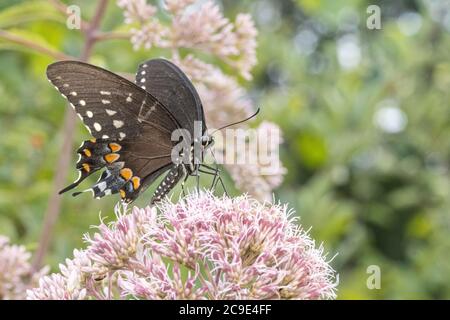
(0, 0, 449, 299)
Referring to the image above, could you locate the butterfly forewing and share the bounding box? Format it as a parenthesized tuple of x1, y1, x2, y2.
(47, 61, 179, 140)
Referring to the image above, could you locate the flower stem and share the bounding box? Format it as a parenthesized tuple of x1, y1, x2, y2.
(32, 0, 109, 272)
(0, 30, 75, 60)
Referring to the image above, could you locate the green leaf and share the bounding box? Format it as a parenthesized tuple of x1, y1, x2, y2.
(0, 0, 64, 29)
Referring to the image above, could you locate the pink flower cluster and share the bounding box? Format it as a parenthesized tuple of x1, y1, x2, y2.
(27, 193, 337, 300)
(117, 0, 257, 80)
(0, 236, 48, 299)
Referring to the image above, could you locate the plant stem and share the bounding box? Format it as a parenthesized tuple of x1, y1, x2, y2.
(32, 0, 109, 272)
(94, 31, 130, 41)
(0, 30, 75, 60)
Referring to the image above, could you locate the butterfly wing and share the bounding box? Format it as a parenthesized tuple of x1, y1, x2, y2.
(47, 61, 180, 202)
(150, 164, 186, 204)
(136, 58, 207, 138)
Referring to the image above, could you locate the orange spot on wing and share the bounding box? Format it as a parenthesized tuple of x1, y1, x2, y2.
(82, 163, 90, 172)
(120, 168, 133, 180)
(131, 176, 141, 190)
(83, 148, 92, 157)
(109, 143, 121, 152)
(119, 189, 126, 199)
(104, 153, 120, 163)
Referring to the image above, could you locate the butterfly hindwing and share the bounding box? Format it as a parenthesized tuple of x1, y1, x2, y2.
(136, 59, 207, 138)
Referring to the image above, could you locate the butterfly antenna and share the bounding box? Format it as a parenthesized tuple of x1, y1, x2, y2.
(210, 107, 260, 136)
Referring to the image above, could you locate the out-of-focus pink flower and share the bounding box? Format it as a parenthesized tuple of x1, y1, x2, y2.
(171, 2, 237, 57)
(26, 273, 87, 300)
(117, 0, 157, 24)
(130, 20, 169, 50)
(226, 122, 287, 201)
(0, 236, 48, 299)
(27, 193, 337, 300)
(163, 0, 196, 15)
(232, 13, 258, 80)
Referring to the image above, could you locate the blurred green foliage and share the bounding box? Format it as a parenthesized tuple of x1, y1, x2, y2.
(0, 0, 449, 299)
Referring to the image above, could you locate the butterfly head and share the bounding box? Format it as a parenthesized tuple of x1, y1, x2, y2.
(201, 134, 214, 150)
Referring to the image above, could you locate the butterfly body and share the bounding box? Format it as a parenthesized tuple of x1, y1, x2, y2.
(48, 59, 212, 204)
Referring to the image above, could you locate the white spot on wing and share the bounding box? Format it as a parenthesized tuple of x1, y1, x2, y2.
(63, 83, 69, 88)
(70, 91, 77, 96)
(86, 111, 93, 118)
(141, 70, 146, 75)
(79, 100, 86, 106)
(141, 86, 146, 90)
(106, 109, 117, 116)
(102, 135, 109, 139)
(142, 64, 147, 68)
(119, 132, 126, 140)
(93, 122, 102, 132)
(102, 99, 111, 105)
(97, 182, 107, 192)
(113, 120, 124, 128)
(126, 96, 132, 103)
(100, 91, 111, 95)
(140, 78, 146, 83)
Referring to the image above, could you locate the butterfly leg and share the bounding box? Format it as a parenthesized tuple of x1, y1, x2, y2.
(204, 148, 228, 195)
(181, 172, 189, 198)
(195, 164, 200, 193)
(199, 164, 228, 197)
(214, 175, 228, 197)
(199, 164, 220, 189)
(198, 169, 228, 196)
(210, 166, 220, 190)
(198, 169, 217, 191)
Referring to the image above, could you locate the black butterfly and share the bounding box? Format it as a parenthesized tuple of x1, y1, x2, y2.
(47, 59, 218, 204)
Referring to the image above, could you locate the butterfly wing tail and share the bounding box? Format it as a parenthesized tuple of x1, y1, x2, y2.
(59, 175, 90, 194)
(59, 139, 120, 195)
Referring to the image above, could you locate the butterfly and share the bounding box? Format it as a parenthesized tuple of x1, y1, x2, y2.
(47, 58, 219, 204)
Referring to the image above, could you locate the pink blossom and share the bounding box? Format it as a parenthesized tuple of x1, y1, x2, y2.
(163, 0, 196, 15)
(233, 13, 258, 80)
(0, 236, 48, 299)
(27, 193, 337, 300)
(117, 0, 157, 24)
